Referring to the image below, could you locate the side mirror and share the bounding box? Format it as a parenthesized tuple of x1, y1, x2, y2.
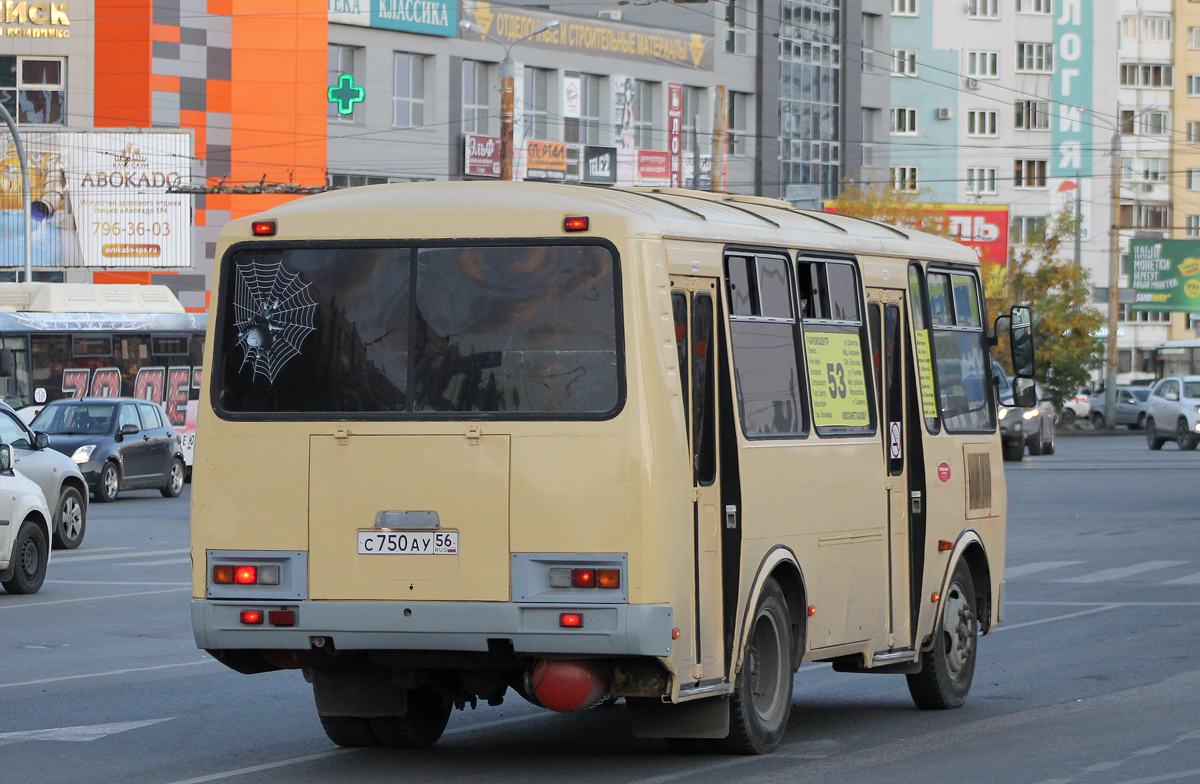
(0, 443, 12, 472)
(1012, 377, 1037, 408)
(0, 349, 13, 378)
(120, 423, 140, 436)
(33, 432, 49, 450)
(1009, 305, 1035, 379)
(1167, 391, 1179, 402)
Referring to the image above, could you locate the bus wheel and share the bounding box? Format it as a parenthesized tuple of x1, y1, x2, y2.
(721, 578, 793, 755)
(370, 687, 453, 748)
(907, 560, 977, 710)
(318, 715, 378, 748)
(1002, 439, 1023, 462)
(96, 462, 120, 503)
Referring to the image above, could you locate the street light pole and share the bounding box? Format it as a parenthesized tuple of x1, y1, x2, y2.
(0, 103, 33, 283)
(460, 19, 560, 182)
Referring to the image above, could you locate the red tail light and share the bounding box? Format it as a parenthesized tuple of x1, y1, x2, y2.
(240, 610, 263, 625)
(268, 610, 296, 627)
(563, 216, 589, 232)
(234, 566, 257, 584)
(571, 568, 596, 588)
(251, 220, 276, 236)
(559, 613, 584, 628)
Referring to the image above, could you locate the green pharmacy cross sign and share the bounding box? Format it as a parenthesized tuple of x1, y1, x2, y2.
(328, 74, 365, 115)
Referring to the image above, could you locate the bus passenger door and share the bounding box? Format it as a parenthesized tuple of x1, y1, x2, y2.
(671, 278, 725, 685)
(867, 291, 912, 652)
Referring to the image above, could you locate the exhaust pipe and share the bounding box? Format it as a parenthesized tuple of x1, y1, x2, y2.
(528, 659, 611, 713)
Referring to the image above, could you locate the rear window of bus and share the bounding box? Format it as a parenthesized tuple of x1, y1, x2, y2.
(213, 242, 622, 419)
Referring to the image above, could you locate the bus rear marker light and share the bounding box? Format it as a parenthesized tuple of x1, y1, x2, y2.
(672, 628, 681, 640)
(212, 565, 235, 584)
(559, 613, 584, 628)
(257, 565, 281, 585)
(240, 610, 263, 625)
(251, 220, 276, 236)
(938, 540, 954, 552)
(571, 568, 596, 588)
(234, 566, 257, 584)
(268, 610, 296, 626)
(596, 569, 620, 589)
(931, 592, 940, 603)
(807, 605, 817, 616)
(563, 216, 589, 232)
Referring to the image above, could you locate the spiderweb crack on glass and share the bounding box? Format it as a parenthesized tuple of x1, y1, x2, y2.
(232, 260, 317, 383)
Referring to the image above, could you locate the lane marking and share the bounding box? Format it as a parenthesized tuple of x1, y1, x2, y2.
(50, 547, 133, 556)
(158, 712, 552, 784)
(52, 548, 190, 564)
(1058, 561, 1188, 584)
(1004, 561, 1085, 578)
(0, 587, 189, 610)
(1008, 601, 1200, 607)
(0, 718, 172, 745)
(991, 605, 1122, 633)
(1107, 769, 1200, 784)
(0, 660, 217, 689)
(122, 558, 191, 567)
(47, 580, 190, 587)
(1161, 572, 1200, 585)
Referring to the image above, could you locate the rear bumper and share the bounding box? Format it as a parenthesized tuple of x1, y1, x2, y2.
(191, 599, 673, 658)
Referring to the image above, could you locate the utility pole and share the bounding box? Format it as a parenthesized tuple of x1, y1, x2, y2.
(460, 19, 560, 182)
(711, 86, 727, 193)
(1073, 170, 1082, 268)
(0, 103, 32, 283)
(692, 113, 700, 190)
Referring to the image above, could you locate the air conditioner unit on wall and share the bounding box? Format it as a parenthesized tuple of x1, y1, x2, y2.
(937, 107, 953, 120)
(1141, 183, 1155, 193)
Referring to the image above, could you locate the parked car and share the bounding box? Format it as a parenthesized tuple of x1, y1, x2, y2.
(31, 398, 186, 502)
(995, 363, 1056, 461)
(1144, 376, 1200, 450)
(0, 402, 89, 549)
(1089, 387, 1150, 430)
(0, 443, 54, 594)
(1059, 390, 1093, 425)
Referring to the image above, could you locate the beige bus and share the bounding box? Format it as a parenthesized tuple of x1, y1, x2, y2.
(190, 182, 1035, 755)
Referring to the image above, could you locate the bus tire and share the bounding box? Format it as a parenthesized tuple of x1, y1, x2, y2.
(96, 462, 120, 503)
(369, 688, 453, 748)
(318, 715, 379, 748)
(1002, 439, 1023, 462)
(161, 458, 185, 498)
(906, 560, 977, 710)
(3, 520, 48, 595)
(720, 578, 793, 755)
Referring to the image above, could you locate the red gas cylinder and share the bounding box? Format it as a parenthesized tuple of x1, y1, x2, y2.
(529, 659, 611, 713)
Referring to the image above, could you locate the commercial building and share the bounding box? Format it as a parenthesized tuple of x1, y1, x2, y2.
(1171, 0, 1200, 337)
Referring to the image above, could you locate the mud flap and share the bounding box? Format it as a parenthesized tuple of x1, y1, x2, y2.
(627, 696, 730, 739)
(313, 664, 409, 717)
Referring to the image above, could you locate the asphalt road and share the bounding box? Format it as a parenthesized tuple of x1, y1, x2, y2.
(2, 436, 1199, 784)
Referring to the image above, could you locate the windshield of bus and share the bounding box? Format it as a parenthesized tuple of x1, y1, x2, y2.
(33, 403, 116, 435)
(215, 243, 621, 418)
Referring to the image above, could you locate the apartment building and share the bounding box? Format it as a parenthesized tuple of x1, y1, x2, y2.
(1171, 0, 1200, 343)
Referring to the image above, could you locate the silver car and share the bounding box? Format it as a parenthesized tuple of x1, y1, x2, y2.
(1090, 387, 1149, 430)
(0, 402, 88, 549)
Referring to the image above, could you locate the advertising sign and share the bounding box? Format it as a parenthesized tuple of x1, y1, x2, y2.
(525, 140, 568, 181)
(582, 146, 617, 185)
(460, 0, 713, 70)
(563, 75, 581, 119)
(329, 0, 457, 37)
(614, 78, 637, 185)
(464, 134, 501, 178)
(1129, 239, 1200, 313)
(0, 1, 71, 37)
(823, 202, 1010, 266)
(667, 83, 683, 188)
(1052, 0, 1091, 177)
(637, 151, 671, 184)
(0, 131, 192, 268)
(684, 154, 711, 190)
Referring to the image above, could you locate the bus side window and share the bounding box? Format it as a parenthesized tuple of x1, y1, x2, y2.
(927, 270, 994, 433)
(692, 293, 716, 484)
(672, 291, 690, 432)
(725, 254, 805, 438)
(798, 259, 873, 436)
(908, 265, 941, 434)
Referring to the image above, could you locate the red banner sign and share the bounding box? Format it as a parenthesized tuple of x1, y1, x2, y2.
(668, 83, 682, 188)
(637, 150, 670, 182)
(464, 134, 501, 178)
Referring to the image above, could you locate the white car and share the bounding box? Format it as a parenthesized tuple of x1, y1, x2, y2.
(1059, 391, 1092, 425)
(0, 443, 55, 594)
(0, 402, 88, 549)
(1145, 376, 1200, 450)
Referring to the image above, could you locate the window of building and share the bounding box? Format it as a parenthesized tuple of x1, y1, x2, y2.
(1117, 304, 1171, 322)
(1189, 27, 1200, 49)
(0, 56, 65, 125)
(725, 0, 752, 55)
(1016, 42, 1054, 73)
(891, 165, 918, 191)
(1120, 63, 1174, 88)
(861, 13, 880, 73)
(393, 52, 425, 128)
(1140, 17, 1173, 41)
(580, 74, 603, 145)
(523, 67, 552, 141)
(728, 91, 752, 155)
(1014, 159, 1047, 188)
(893, 48, 918, 76)
(967, 51, 999, 78)
(634, 79, 656, 148)
(891, 106, 918, 135)
(328, 173, 390, 188)
(1011, 216, 1046, 244)
(726, 254, 807, 438)
(1187, 215, 1200, 237)
(1014, 100, 1050, 130)
(966, 109, 998, 137)
(1016, 0, 1051, 12)
(966, 167, 997, 194)
(681, 85, 704, 148)
(892, 0, 916, 15)
(1190, 75, 1200, 96)
(780, 0, 842, 200)
(462, 60, 491, 135)
(1143, 159, 1167, 181)
(1141, 111, 1169, 135)
(1189, 122, 1200, 142)
(927, 271, 994, 432)
(327, 45, 359, 123)
(1122, 204, 1169, 228)
(968, 0, 999, 19)
(1188, 170, 1200, 191)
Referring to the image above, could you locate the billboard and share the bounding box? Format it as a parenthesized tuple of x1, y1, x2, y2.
(1129, 239, 1200, 313)
(329, 0, 457, 37)
(525, 140, 567, 181)
(0, 131, 193, 268)
(823, 202, 1010, 266)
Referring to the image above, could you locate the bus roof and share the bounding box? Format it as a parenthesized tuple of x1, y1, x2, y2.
(221, 182, 979, 265)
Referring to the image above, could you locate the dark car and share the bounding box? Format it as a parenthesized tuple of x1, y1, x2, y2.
(31, 398, 186, 502)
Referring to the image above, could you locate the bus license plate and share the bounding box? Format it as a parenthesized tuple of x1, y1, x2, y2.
(357, 531, 458, 555)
